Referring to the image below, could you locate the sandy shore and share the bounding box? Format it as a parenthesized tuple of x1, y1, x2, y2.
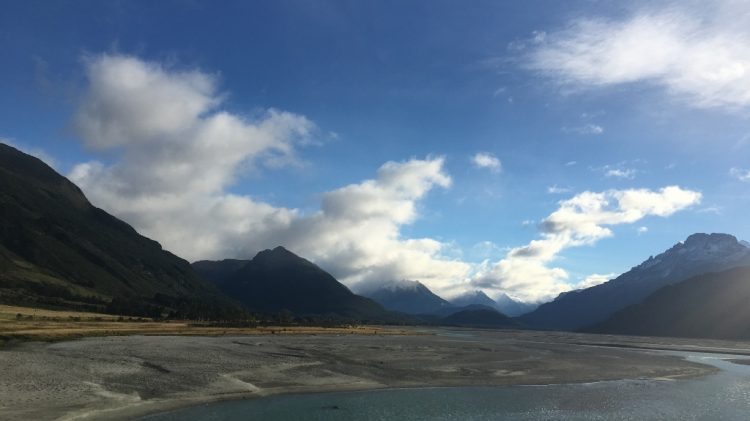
(1, 328, 747, 420)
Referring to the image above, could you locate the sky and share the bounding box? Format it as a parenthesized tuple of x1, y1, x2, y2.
(2, 0, 750, 303)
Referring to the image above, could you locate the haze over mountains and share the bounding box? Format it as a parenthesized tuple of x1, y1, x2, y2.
(521, 233, 750, 331)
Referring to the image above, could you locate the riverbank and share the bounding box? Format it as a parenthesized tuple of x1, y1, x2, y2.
(0, 305, 404, 344)
(2, 328, 745, 420)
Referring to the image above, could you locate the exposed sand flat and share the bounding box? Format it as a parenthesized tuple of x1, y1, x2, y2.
(1, 328, 745, 420)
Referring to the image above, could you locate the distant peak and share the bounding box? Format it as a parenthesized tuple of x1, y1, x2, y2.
(254, 246, 299, 261)
(468, 290, 492, 299)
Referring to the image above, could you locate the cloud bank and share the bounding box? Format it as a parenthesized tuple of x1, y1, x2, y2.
(70, 54, 470, 294)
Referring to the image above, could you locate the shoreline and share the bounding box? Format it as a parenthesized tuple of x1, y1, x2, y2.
(112, 368, 719, 421)
(2, 328, 746, 421)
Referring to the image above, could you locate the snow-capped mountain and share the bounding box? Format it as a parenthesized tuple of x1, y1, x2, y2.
(358, 280, 452, 315)
(521, 233, 750, 331)
(451, 290, 537, 317)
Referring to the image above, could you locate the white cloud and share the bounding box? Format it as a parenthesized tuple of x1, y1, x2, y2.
(472, 152, 502, 173)
(576, 272, 618, 289)
(730, 167, 750, 182)
(637, 226, 649, 234)
(548, 185, 572, 194)
(561, 124, 604, 135)
(605, 168, 637, 179)
(529, 2, 750, 110)
(69, 54, 470, 296)
(471, 186, 701, 302)
(697, 205, 722, 215)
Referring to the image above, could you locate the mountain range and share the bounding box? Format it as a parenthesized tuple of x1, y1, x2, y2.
(520, 233, 750, 331)
(450, 290, 537, 317)
(5, 142, 750, 337)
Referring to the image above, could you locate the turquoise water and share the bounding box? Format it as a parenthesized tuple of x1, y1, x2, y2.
(142, 352, 750, 421)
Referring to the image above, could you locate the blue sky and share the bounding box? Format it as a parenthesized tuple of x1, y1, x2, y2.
(2, 0, 749, 302)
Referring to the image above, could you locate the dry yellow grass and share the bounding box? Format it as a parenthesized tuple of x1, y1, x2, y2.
(0, 305, 410, 343)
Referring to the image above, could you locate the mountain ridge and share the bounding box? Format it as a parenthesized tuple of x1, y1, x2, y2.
(520, 233, 750, 331)
(0, 143, 242, 319)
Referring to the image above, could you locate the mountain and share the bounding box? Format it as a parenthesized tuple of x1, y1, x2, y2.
(450, 290, 497, 308)
(193, 247, 389, 320)
(520, 233, 750, 331)
(450, 290, 536, 317)
(440, 308, 519, 329)
(357, 280, 452, 314)
(495, 292, 538, 317)
(586, 265, 750, 340)
(0, 143, 242, 319)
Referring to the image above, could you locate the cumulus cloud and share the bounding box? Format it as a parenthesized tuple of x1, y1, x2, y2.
(69, 54, 469, 295)
(529, 1, 750, 110)
(637, 226, 649, 235)
(730, 167, 750, 182)
(472, 186, 701, 302)
(472, 152, 502, 173)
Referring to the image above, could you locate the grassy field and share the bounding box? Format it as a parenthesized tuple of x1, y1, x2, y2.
(0, 305, 409, 343)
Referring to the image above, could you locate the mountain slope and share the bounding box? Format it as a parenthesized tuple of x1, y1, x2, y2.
(191, 259, 249, 285)
(358, 280, 452, 314)
(0, 143, 241, 318)
(194, 247, 389, 320)
(586, 266, 750, 339)
(520, 233, 750, 331)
